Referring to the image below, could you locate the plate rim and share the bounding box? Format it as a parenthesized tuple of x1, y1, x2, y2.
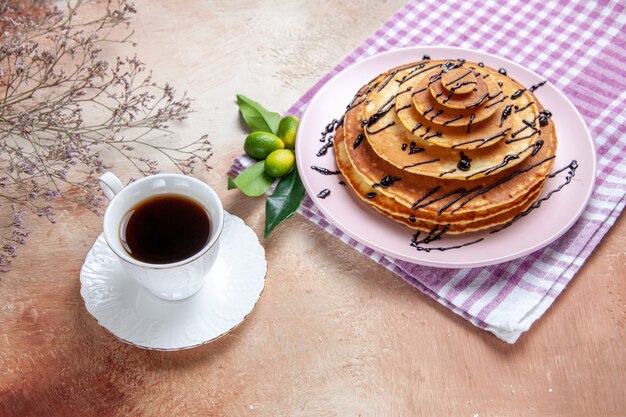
(296, 45, 597, 268)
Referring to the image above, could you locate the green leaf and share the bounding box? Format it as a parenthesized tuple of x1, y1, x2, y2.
(264, 168, 305, 238)
(236, 94, 281, 135)
(228, 161, 273, 197)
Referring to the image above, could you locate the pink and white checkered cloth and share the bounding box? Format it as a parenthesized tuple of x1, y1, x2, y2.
(232, 0, 626, 343)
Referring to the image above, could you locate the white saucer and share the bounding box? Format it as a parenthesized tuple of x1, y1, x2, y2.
(80, 211, 266, 351)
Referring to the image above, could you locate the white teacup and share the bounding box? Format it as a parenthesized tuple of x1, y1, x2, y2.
(99, 172, 224, 300)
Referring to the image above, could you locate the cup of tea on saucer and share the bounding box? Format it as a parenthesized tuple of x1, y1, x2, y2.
(98, 172, 224, 300)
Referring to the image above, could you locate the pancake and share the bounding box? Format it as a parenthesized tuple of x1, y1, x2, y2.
(331, 60, 558, 235)
(362, 59, 544, 180)
(334, 125, 548, 234)
(345, 78, 556, 216)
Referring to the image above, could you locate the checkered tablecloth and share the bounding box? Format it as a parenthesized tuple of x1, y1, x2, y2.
(232, 0, 626, 343)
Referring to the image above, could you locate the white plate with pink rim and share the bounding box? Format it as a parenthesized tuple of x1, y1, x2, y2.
(295, 45, 596, 269)
(80, 211, 266, 350)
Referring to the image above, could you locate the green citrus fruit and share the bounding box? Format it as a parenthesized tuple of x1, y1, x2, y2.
(244, 132, 284, 160)
(264, 149, 295, 178)
(277, 116, 299, 149)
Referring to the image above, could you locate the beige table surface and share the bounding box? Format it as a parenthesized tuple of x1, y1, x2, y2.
(1, 1, 625, 416)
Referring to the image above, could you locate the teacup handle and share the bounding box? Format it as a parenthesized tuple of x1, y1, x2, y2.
(99, 172, 124, 200)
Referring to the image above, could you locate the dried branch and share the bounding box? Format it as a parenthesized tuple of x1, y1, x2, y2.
(0, 0, 213, 271)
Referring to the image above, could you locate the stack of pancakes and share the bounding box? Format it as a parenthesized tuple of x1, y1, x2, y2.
(333, 59, 557, 234)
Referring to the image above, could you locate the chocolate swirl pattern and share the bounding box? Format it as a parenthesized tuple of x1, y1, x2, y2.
(332, 59, 559, 235)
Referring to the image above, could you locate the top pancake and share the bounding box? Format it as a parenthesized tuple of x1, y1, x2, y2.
(362, 59, 543, 180)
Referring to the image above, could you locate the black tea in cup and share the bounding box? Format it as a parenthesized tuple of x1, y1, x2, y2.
(120, 194, 211, 264)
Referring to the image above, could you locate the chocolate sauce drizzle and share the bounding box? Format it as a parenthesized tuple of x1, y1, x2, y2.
(498, 68, 507, 76)
(402, 158, 440, 170)
(442, 115, 463, 125)
(467, 113, 475, 133)
(311, 166, 341, 175)
(466, 93, 489, 109)
(409, 142, 425, 154)
(346, 83, 379, 111)
(451, 128, 511, 149)
(378, 70, 402, 93)
(500, 105, 513, 127)
(412, 186, 442, 210)
(510, 89, 526, 100)
(317, 139, 333, 156)
(514, 101, 534, 113)
(367, 121, 395, 134)
(529, 80, 547, 93)
(468, 155, 564, 213)
(317, 189, 331, 199)
(452, 155, 555, 213)
(408, 159, 578, 253)
(372, 175, 401, 188)
(413, 186, 483, 215)
(411, 225, 485, 252)
(397, 61, 444, 87)
(509, 118, 540, 142)
(404, 62, 427, 75)
(316, 116, 344, 156)
(399, 62, 459, 85)
(443, 81, 478, 102)
(365, 192, 377, 199)
(401, 143, 408, 151)
(412, 224, 449, 245)
(411, 87, 427, 96)
(489, 160, 578, 232)
(429, 110, 444, 121)
(368, 96, 395, 123)
(424, 131, 443, 140)
(485, 97, 505, 109)
(444, 69, 473, 86)
(319, 118, 343, 142)
(465, 140, 544, 179)
(428, 73, 444, 86)
(537, 109, 552, 126)
(513, 126, 540, 141)
(457, 152, 472, 171)
(488, 90, 503, 100)
(353, 133, 364, 149)
(406, 62, 474, 103)
(365, 95, 397, 134)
